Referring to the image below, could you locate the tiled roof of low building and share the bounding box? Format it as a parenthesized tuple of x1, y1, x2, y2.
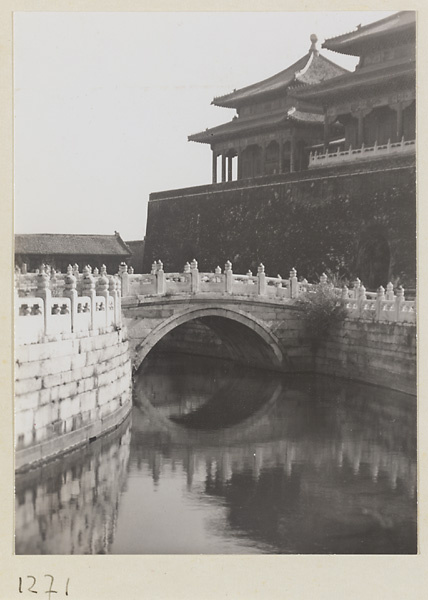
(15, 233, 132, 256)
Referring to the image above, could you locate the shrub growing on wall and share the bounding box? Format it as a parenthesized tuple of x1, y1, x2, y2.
(298, 279, 348, 347)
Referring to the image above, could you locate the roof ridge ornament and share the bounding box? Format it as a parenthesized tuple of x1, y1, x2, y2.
(309, 33, 319, 56)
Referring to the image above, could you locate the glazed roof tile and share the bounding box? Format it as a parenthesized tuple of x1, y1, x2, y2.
(293, 58, 415, 100)
(212, 52, 348, 108)
(188, 108, 323, 144)
(323, 11, 415, 56)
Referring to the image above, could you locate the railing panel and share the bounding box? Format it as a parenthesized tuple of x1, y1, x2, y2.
(399, 302, 416, 323)
(360, 299, 377, 320)
(49, 298, 72, 335)
(107, 295, 116, 326)
(135, 275, 157, 296)
(379, 300, 397, 322)
(231, 275, 258, 296)
(200, 273, 225, 294)
(309, 139, 415, 168)
(16, 298, 45, 344)
(93, 295, 107, 329)
(126, 275, 151, 295)
(165, 273, 191, 294)
(75, 296, 92, 332)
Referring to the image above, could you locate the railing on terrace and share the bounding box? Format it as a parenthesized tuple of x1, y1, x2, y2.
(309, 137, 415, 169)
(117, 260, 416, 325)
(15, 264, 122, 345)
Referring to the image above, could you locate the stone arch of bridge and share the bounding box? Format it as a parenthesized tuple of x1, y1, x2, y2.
(133, 305, 285, 373)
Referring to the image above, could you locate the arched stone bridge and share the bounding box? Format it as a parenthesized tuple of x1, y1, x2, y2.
(122, 293, 310, 374)
(120, 260, 415, 373)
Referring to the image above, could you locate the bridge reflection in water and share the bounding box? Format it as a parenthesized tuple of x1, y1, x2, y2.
(15, 353, 416, 554)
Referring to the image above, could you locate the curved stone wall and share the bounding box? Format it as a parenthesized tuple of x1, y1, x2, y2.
(15, 326, 132, 472)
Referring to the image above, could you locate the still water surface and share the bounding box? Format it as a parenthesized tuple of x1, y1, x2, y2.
(15, 353, 417, 554)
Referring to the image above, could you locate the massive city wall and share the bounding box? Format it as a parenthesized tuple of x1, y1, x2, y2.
(144, 156, 416, 288)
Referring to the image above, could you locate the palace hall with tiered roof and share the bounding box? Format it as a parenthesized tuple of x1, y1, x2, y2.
(189, 35, 348, 181)
(144, 12, 416, 289)
(189, 12, 415, 180)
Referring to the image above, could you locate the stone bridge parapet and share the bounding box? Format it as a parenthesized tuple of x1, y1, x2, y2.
(118, 260, 416, 325)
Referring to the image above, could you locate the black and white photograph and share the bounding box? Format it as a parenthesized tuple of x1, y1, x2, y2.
(4, 2, 425, 596)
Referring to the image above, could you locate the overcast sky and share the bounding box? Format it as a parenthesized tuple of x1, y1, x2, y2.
(14, 11, 394, 241)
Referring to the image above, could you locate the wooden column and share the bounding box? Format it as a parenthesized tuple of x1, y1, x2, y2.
(391, 100, 414, 142)
(396, 103, 404, 141)
(212, 151, 217, 184)
(323, 115, 330, 151)
(290, 132, 296, 173)
(351, 108, 371, 147)
(237, 151, 242, 180)
(260, 144, 266, 176)
(278, 140, 283, 174)
(227, 155, 233, 181)
(357, 113, 365, 146)
(221, 154, 226, 183)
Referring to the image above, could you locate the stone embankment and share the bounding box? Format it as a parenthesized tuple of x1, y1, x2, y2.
(15, 265, 132, 471)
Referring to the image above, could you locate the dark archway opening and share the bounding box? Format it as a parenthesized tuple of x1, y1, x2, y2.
(134, 314, 285, 430)
(149, 315, 281, 371)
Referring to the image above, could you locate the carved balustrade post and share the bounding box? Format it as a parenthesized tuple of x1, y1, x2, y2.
(82, 266, 96, 330)
(190, 259, 200, 294)
(376, 285, 385, 320)
(257, 263, 266, 296)
(352, 278, 361, 300)
(386, 282, 395, 301)
(275, 274, 283, 298)
(118, 262, 129, 297)
(289, 268, 298, 299)
(115, 276, 122, 326)
(224, 261, 233, 294)
(36, 270, 52, 336)
(64, 265, 78, 333)
(341, 286, 349, 310)
(319, 273, 328, 286)
(358, 284, 367, 317)
(97, 265, 110, 327)
(395, 286, 405, 320)
(156, 260, 165, 295)
(50, 268, 58, 295)
(109, 275, 120, 326)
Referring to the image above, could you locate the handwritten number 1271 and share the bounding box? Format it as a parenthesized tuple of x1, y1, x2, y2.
(18, 576, 70, 598)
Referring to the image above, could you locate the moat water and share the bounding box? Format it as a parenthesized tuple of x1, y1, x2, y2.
(15, 353, 417, 554)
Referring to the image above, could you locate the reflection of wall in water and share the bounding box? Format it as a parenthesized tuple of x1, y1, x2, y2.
(132, 377, 416, 551)
(15, 418, 131, 555)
